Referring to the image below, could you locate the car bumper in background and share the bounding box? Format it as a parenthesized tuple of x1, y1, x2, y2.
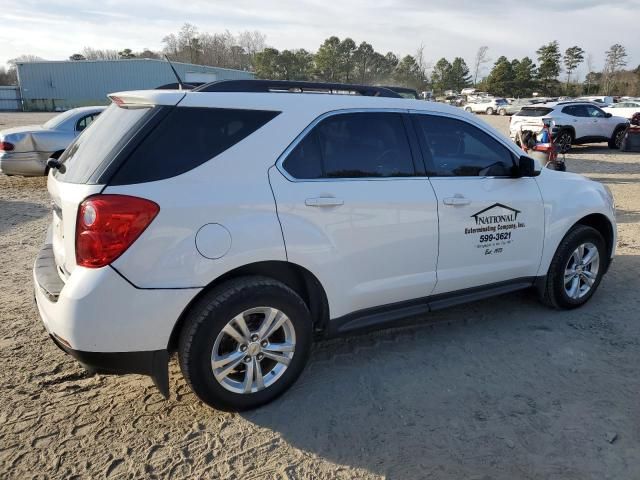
(33, 244, 200, 396)
(0, 151, 48, 176)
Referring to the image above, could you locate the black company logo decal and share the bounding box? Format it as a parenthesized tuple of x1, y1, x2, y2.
(465, 203, 526, 256)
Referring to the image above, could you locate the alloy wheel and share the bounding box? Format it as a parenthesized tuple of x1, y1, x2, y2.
(615, 129, 626, 148)
(564, 242, 600, 300)
(211, 307, 296, 394)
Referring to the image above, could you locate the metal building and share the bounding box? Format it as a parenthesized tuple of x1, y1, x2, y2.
(0, 86, 21, 111)
(15, 59, 255, 111)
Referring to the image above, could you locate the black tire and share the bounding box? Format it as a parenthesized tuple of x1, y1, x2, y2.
(464, 107, 472, 113)
(608, 126, 626, 149)
(178, 276, 312, 411)
(540, 225, 607, 309)
(498, 108, 507, 116)
(555, 130, 573, 153)
(485, 107, 494, 115)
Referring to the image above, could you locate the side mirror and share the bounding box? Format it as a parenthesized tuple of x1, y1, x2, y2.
(605, 112, 612, 118)
(516, 155, 541, 177)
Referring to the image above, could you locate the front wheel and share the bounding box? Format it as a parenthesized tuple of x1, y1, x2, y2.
(540, 225, 607, 309)
(178, 276, 312, 411)
(465, 107, 472, 113)
(485, 107, 494, 115)
(498, 108, 507, 116)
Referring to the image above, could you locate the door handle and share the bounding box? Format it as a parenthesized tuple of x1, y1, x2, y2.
(443, 196, 471, 206)
(305, 197, 344, 207)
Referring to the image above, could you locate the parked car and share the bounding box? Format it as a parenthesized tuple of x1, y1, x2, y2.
(464, 98, 509, 115)
(381, 86, 420, 99)
(604, 100, 640, 120)
(0, 106, 106, 176)
(34, 80, 617, 411)
(576, 96, 614, 107)
(502, 98, 535, 116)
(510, 102, 629, 152)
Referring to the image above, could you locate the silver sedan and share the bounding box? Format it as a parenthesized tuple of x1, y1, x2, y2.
(0, 106, 106, 176)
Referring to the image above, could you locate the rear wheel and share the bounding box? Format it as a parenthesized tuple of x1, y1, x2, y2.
(540, 225, 606, 309)
(485, 107, 494, 115)
(498, 108, 507, 116)
(178, 276, 312, 411)
(608, 126, 627, 149)
(464, 107, 472, 113)
(555, 130, 573, 153)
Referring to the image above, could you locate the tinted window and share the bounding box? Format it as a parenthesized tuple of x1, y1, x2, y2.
(55, 104, 151, 183)
(563, 105, 589, 117)
(111, 107, 280, 185)
(283, 112, 414, 179)
(586, 105, 605, 118)
(282, 130, 323, 179)
(515, 107, 553, 117)
(413, 114, 514, 177)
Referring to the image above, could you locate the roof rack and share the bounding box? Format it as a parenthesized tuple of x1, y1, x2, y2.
(192, 79, 402, 98)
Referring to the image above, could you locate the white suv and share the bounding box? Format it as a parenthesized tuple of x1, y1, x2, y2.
(464, 98, 509, 115)
(510, 102, 629, 152)
(34, 80, 617, 411)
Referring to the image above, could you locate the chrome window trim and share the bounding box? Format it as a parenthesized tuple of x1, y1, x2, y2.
(275, 108, 419, 183)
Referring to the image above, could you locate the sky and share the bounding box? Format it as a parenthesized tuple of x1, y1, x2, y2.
(1, 0, 639, 77)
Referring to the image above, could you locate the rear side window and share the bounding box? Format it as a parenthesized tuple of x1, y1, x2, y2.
(282, 112, 415, 179)
(55, 104, 151, 183)
(515, 107, 554, 117)
(111, 107, 279, 185)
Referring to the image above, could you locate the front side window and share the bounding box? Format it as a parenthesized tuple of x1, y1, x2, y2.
(586, 105, 606, 118)
(413, 114, 514, 177)
(282, 112, 415, 179)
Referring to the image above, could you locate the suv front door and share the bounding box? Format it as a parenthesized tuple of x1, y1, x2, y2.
(411, 112, 545, 295)
(270, 111, 439, 319)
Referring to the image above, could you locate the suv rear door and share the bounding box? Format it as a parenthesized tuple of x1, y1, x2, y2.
(411, 112, 545, 294)
(270, 110, 439, 319)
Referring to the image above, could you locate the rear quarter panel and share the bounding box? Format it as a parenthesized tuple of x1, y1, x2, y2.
(106, 108, 311, 288)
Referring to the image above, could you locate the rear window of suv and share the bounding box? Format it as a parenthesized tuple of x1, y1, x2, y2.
(55, 104, 151, 183)
(515, 107, 554, 117)
(109, 107, 279, 185)
(56, 105, 279, 185)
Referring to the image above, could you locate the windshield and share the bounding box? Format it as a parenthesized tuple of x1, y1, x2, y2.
(54, 104, 151, 183)
(42, 110, 79, 129)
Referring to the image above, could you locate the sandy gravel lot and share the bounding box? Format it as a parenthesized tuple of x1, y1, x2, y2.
(1, 111, 639, 479)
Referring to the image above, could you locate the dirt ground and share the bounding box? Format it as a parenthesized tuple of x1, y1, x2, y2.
(1, 111, 639, 479)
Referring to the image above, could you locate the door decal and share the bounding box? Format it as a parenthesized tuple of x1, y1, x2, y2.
(465, 203, 526, 256)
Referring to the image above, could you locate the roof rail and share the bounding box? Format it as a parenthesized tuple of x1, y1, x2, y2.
(192, 79, 402, 98)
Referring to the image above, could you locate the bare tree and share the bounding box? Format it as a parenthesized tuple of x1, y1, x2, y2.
(602, 44, 628, 94)
(473, 46, 490, 86)
(585, 53, 595, 94)
(414, 44, 431, 88)
(81, 47, 119, 60)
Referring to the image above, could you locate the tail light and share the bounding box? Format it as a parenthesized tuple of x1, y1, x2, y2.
(0, 141, 15, 151)
(76, 195, 159, 268)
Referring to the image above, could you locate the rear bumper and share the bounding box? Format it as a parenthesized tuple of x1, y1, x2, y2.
(48, 333, 170, 396)
(0, 151, 48, 176)
(33, 243, 200, 395)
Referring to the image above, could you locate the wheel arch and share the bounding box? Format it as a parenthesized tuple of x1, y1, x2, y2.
(574, 213, 615, 261)
(167, 261, 330, 352)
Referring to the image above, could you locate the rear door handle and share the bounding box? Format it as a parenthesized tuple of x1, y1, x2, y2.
(443, 196, 471, 206)
(305, 197, 344, 207)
